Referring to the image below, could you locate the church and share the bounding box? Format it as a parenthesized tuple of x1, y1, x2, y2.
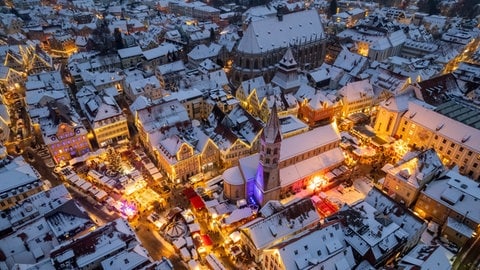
(222, 105, 345, 206)
(230, 9, 327, 86)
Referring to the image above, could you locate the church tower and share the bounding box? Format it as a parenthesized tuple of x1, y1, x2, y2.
(271, 47, 301, 94)
(254, 104, 282, 206)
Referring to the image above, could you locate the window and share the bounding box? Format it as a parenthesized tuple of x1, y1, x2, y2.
(442, 139, 447, 144)
(474, 163, 478, 168)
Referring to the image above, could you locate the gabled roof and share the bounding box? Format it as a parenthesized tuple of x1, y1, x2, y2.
(207, 105, 263, 149)
(237, 9, 324, 54)
(240, 198, 319, 250)
(416, 73, 459, 106)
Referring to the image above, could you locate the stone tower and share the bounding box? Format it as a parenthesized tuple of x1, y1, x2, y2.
(254, 104, 282, 206)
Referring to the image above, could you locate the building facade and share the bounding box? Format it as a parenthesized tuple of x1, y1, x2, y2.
(394, 101, 480, 180)
(338, 79, 375, 117)
(79, 92, 129, 147)
(413, 169, 480, 247)
(381, 149, 444, 207)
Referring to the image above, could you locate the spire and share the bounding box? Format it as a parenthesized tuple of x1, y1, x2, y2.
(279, 47, 297, 68)
(262, 102, 282, 144)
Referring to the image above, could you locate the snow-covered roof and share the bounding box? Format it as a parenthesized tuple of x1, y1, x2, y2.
(163, 88, 203, 103)
(128, 76, 160, 95)
(100, 249, 150, 270)
(129, 95, 152, 113)
(240, 198, 319, 250)
(296, 85, 336, 110)
(279, 115, 308, 136)
(224, 207, 254, 225)
(379, 93, 411, 113)
(270, 222, 356, 270)
(223, 166, 244, 186)
(422, 169, 480, 224)
(334, 49, 368, 76)
(280, 148, 345, 187)
(143, 42, 181, 60)
(0, 156, 40, 195)
(398, 244, 451, 270)
(77, 89, 124, 125)
(207, 105, 263, 150)
(136, 99, 189, 134)
(156, 60, 186, 75)
(187, 43, 222, 61)
(385, 149, 444, 188)
(280, 123, 340, 161)
(405, 101, 480, 153)
(0, 185, 70, 232)
(0, 218, 59, 269)
(117, 46, 143, 59)
(237, 9, 324, 54)
(338, 79, 374, 103)
(50, 218, 138, 268)
(343, 200, 405, 261)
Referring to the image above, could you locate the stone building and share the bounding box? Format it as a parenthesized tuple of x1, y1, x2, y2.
(230, 9, 326, 86)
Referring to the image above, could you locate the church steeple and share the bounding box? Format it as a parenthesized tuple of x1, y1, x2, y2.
(254, 103, 282, 206)
(262, 103, 282, 144)
(271, 47, 301, 94)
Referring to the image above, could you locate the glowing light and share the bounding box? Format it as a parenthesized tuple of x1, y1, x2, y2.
(309, 175, 326, 191)
(120, 201, 137, 218)
(393, 139, 409, 158)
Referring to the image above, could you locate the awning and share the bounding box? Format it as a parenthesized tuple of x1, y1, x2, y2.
(201, 234, 213, 246)
(190, 196, 205, 210)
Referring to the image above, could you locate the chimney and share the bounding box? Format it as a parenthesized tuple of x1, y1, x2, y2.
(277, 4, 286, 21)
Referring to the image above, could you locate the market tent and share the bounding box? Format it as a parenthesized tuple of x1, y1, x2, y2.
(201, 234, 213, 246)
(94, 190, 108, 201)
(189, 196, 205, 210)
